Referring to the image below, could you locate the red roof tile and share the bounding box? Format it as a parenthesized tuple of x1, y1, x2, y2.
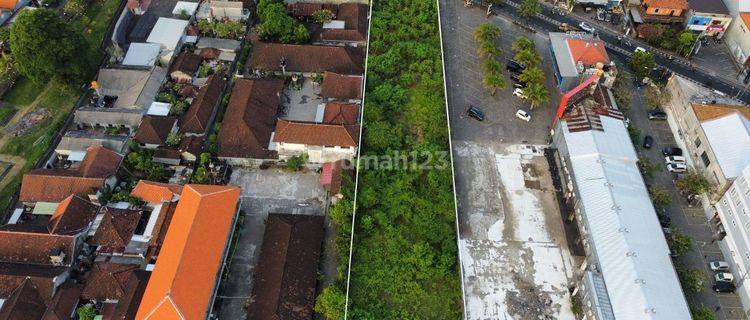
(78, 146, 124, 179)
(135, 185, 240, 320)
(274, 120, 359, 147)
(42, 283, 82, 320)
(47, 195, 99, 235)
(217, 79, 283, 159)
(82, 262, 139, 301)
(0, 231, 75, 266)
(180, 75, 226, 134)
(90, 207, 142, 249)
(286, 2, 322, 16)
(248, 41, 365, 75)
(566, 38, 609, 66)
(323, 102, 359, 125)
(170, 51, 202, 77)
(130, 180, 183, 204)
(320, 72, 362, 100)
(134, 116, 177, 146)
(320, 3, 368, 42)
(0, 278, 47, 320)
(247, 214, 325, 320)
(0, 264, 67, 303)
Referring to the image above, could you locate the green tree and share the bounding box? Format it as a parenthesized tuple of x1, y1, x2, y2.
(514, 48, 540, 67)
(524, 82, 549, 109)
(677, 266, 705, 293)
(314, 286, 346, 320)
(628, 51, 655, 81)
(513, 36, 535, 53)
(76, 305, 96, 320)
(482, 72, 506, 96)
(63, 0, 86, 18)
(286, 154, 308, 171)
(518, 0, 541, 20)
(519, 66, 543, 85)
(478, 40, 501, 59)
(483, 58, 502, 75)
(691, 304, 718, 320)
(473, 23, 501, 43)
(670, 228, 693, 256)
(166, 132, 181, 147)
(0, 53, 17, 88)
(675, 171, 713, 195)
(10, 9, 90, 83)
(677, 30, 696, 56)
(649, 186, 672, 209)
(255, 2, 309, 44)
(644, 85, 671, 110)
(627, 125, 641, 146)
(109, 191, 141, 205)
(312, 9, 335, 24)
(191, 166, 209, 183)
(638, 156, 658, 178)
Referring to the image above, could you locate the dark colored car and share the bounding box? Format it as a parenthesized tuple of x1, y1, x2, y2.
(713, 282, 736, 293)
(506, 60, 526, 73)
(467, 105, 485, 121)
(643, 135, 653, 149)
(648, 110, 668, 120)
(662, 147, 683, 157)
(510, 73, 521, 82)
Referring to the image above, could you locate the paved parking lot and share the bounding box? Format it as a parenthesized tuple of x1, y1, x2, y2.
(628, 85, 747, 319)
(440, 1, 578, 319)
(216, 168, 328, 320)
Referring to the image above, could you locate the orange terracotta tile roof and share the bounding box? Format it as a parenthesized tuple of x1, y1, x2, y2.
(248, 41, 365, 75)
(742, 13, 750, 29)
(320, 72, 362, 100)
(78, 146, 124, 178)
(47, 195, 99, 235)
(323, 102, 359, 125)
(567, 38, 609, 66)
(135, 184, 240, 320)
(320, 3, 368, 42)
(691, 103, 750, 122)
(0, 0, 17, 10)
(90, 207, 142, 249)
(130, 180, 183, 204)
(19, 175, 104, 203)
(643, 0, 688, 10)
(0, 231, 75, 266)
(82, 262, 140, 301)
(274, 120, 359, 147)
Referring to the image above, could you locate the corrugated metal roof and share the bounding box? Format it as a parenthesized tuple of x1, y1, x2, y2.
(560, 115, 691, 320)
(701, 112, 750, 179)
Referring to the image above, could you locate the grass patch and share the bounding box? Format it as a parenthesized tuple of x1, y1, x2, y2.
(2, 77, 44, 107)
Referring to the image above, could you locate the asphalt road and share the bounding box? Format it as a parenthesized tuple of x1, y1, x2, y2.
(491, 1, 750, 103)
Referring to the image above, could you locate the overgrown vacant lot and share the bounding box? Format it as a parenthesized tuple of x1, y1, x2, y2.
(348, 0, 462, 318)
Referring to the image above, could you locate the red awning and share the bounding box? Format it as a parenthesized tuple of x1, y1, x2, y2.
(320, 163, 333, 186)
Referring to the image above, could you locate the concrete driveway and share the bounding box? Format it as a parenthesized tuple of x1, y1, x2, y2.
(439, 1, 578, 319)
(216, 168, 328, 320)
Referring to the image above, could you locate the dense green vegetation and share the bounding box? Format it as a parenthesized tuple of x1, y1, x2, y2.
(474, 23, 505, 96)
(347, 0, 461, 318)
(255, 0, 309, 44)
(513, 36, 549, 109)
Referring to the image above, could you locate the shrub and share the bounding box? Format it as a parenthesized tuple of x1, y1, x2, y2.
(286, 153, 308, 171)
(312, 9, 335, 24)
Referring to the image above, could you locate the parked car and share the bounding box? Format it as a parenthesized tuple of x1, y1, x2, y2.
(634, 46, 647, 54)
(510, 73, 522, 82)
(642, 135, 653, 149)
(648, 110, 667, 120)
(666, 162, 687, 173)
(664, 156, 686, 164)
(578, 22, 595, 33)
(662, 147, 683, 157)
(713, 282, 736, 293)
(467, 105, 485, 121)
(715, 272, 735, 282)
(515, 109, 531, 122)
(506, 60, 526, 73)
(513, 82, 527, 89)
(513, 88, 527, 99)
(710, 261, 731, 272)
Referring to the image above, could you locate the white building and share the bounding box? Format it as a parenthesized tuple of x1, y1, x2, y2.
(146, 18, 189, 63)
(552, 82, 691, 319)
(714, 165, 750, 316)
(271, 120, 359, 163)
(722, 0, 750, 65)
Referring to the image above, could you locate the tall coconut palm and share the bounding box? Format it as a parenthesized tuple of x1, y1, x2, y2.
(483, 58, 503, 74)
(483, 73, 506, 96)
(514, 48, 541, 67)
(478, 41, 502, 59)
(512, 36, 535, 53)
(519, 66, 544, 85)
(524, 82, 550, 109)
(473, 23, 501, 44)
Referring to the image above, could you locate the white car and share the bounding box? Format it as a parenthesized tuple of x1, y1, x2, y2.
(666, 162, 687, 173)
(665, 156, 687, 164)
(579, 22, 595, 33)
(710, 261, 730, 271)
(634, 46, 647, 54)
(716, 272, 734, 282)
(513, 88, 527, 99)
(515, 109, 531, 122)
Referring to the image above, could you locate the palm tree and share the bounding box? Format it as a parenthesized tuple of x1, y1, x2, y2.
(478, 41, 502, 59)
(518, 0, 541, 21)
(512, 36, 535, 53)
(483, 73, 506, 96)
(473, 23, 501, 43)
(514, 49, 540, 67)
(524, 82, 550, 109)
(519, 66, 543, 84)
(483, 58, 502, 74)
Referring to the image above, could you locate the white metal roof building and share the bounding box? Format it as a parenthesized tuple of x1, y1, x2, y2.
(553, 90, 691, 319)
(122, 43, 161, 67)
(700, 112, 750, 180)
(147, 18, 188, 62)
